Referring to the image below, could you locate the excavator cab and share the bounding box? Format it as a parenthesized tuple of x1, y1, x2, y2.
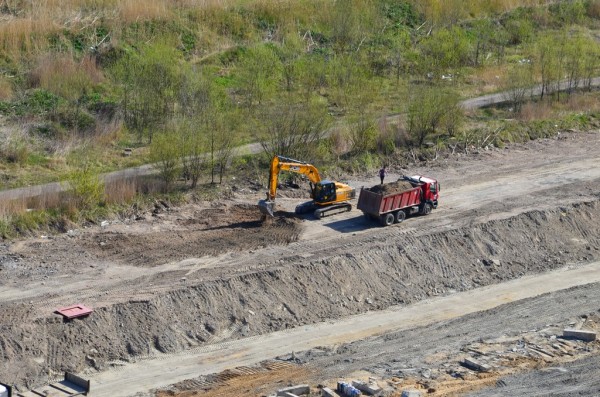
(312, 181, 337, 204)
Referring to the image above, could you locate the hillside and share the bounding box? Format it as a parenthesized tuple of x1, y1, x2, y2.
(1, 0, 600, 235)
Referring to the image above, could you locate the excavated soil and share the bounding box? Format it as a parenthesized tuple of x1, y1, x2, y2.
(367, 180, 414, 195)
(0, 200, 598, 389)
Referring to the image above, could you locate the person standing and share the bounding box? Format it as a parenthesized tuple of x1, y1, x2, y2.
(379, 166, 386, 184)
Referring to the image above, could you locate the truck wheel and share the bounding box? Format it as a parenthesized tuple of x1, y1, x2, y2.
(380, 213, 395, 226)
(395, 210, 406, 223)
(421, 203, 432, 215)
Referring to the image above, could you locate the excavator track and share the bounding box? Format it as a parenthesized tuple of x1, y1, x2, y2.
(313, 203, 352, 219)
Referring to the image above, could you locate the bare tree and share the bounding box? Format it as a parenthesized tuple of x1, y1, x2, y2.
(258, 100, 330, 161)
(406, 86, 461, 147)
(177, 119, 205, 188)
(503, 64, 534, 113)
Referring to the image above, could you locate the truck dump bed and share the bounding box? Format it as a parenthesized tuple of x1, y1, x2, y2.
(357, 184, 421, 217)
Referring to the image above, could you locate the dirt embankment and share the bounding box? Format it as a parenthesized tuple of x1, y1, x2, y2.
(0, 200, 598, 389)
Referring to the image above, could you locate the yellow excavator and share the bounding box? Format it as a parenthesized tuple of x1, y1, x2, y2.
(258, 155, 355, 218)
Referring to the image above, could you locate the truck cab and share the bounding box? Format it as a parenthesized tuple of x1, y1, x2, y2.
(405, 175, 439, 209)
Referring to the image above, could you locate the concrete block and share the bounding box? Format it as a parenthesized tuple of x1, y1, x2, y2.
(401, 390, 422, 397)
(352, 380, 382, 395)
(277, 384, 310, 396)
(322, 387, 341, 397)
(563, 328, 596, 342)
(461, 358, 491, 372)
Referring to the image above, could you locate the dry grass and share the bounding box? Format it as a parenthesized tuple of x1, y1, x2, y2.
(29, 54, 104, 99)
(0, 17, 57, 57)
(26, 190, 64, 211)
(413, 0, 557, 24)
(466, 65, 509, 96)
(518, 92, 600, 122)
(563, 93, 600, 113)
(0, 198, 27, 221)
(588, 0, 600, 18)
(104, 177, 138, 204)
(0, 77, 14, 100)
(518, 101, 555, 121)
(118, 0, 172, 23)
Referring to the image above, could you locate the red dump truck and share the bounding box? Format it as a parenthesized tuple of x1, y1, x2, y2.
(357, 175, 440, 226)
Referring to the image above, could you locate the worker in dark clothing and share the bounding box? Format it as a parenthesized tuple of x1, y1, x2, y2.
(379, 166, 386, 184)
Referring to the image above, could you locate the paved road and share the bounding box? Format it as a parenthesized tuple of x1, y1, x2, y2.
(3, 78, 598, 203)
(90, 261, 600, 397)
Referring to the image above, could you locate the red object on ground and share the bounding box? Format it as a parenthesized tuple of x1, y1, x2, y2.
(56, 304, 93, 319)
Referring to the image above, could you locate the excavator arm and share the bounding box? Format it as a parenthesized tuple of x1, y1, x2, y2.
(266, 156, 321, 201)
(259, 155, 322, 216)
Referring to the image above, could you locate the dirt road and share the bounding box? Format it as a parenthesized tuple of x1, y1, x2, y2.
(90, 261, 600, 396)
(0, 132, 599, 394)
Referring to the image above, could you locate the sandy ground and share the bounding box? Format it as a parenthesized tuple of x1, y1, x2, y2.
(0, 131, 599, 395)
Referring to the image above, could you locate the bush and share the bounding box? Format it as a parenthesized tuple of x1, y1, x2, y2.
(67, 166, 105, 211)
(419, 26, 472, 70)
(1, 140, 29, 164)
(549, 1, 586, 25)
(150, 131, 180, 191)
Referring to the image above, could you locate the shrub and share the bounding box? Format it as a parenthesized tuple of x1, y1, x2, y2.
(67, 165, 105, 211)
(1, 141, 29, 164)
(419, 26, 472, 71)
(149, 131, 180, 191)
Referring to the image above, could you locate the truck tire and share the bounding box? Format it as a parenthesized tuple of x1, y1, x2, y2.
(380, 213, 395, 226)
(421, 203, 432, 215)
(395, 210, 406, 223)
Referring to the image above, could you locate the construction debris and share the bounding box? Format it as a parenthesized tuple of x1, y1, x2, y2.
(563, 329, 597, 342)
(322, 387, 341, 397)
(351, 380, 382, 395)
(277, 384, 309, 396)
(337, 381, 362, 396)
(401, 390, 422, 397)
(55, 304, 93, 320)
(461, 357, 491, 372)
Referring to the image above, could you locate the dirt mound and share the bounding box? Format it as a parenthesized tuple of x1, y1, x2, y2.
(368, 180, 414, 195)
(1, 201, 598, 389)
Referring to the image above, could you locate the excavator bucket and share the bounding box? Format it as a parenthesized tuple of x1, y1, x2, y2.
(258, 199, 275, 217)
